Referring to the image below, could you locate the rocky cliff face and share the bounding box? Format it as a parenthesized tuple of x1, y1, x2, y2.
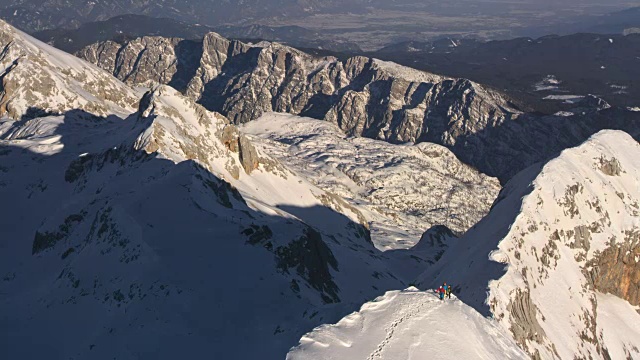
(78, 33, 640, 184)
(77, 33, 517, 147)
(587, 223, 640, 307)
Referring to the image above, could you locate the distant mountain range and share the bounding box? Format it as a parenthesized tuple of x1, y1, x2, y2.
(32, 15, 362, 54)
(524, 6, 640, 37)
(369, 33, 640, 109)
(24, 10, 640, 113)
(75, 30, 640, 183)
(1, 0, 637, 48)
(0, 0, 331, 32)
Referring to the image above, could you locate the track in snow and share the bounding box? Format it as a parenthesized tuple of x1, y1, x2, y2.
(367, 292, 442, 359)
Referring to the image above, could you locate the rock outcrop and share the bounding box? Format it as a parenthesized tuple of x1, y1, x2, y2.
(219, 123, 260, 175)
(587, 229, 640, 306)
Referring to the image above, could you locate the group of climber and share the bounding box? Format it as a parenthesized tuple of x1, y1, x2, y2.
(436, 282, 452, 300)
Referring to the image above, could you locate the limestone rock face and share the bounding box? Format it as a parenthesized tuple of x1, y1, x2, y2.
(588, 229, 640, 306)
(79, 33, 640, 184)
(78, 33, 516, 146)
(219, 124, 260, 175)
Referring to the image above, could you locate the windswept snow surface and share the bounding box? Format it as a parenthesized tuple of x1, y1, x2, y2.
(242, 113, 500, 250)
(287, 287, 527, 360)
(371, 59, 447, 84)
(597, 293, 640, 360)
(543, 95, 586, 103)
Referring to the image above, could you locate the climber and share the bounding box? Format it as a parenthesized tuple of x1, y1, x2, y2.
(437, 286, 445, 300)
(445, 284, 452, 299)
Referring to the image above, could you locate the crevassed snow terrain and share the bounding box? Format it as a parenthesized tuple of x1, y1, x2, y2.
(419, 130, 640, 359)
(242, 113, 501, 250)
(287, 287, 528, 360)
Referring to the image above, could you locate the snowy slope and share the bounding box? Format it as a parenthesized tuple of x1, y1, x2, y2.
(0, 85, 414, 359)
(242, 113, 501, 250)
(0, 20, 420, 358)
(418, 130, 640, 359)
(0, 19, 138, 119)
(287, 287, 528, 360)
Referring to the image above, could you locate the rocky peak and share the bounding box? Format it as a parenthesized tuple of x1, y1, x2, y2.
(137, 88, 157, 119)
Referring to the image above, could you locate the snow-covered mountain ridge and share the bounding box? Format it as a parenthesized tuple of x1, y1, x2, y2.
(0, 20, 138, 119)
(1, 18, 639, 360)
(285, 130, 640, 360)
(418, 130, 640, 359)
(287, 287, 528, 360)
(0, 20, 434, 358)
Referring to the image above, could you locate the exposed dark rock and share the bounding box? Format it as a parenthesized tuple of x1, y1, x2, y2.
(599, 156, 622, 176)
(587, 229, 640, 306)
(275, 227, 340, 304)
(242, 225, 273, 246)
(507, 289, 549, 356)
(33, 212, 86, 254)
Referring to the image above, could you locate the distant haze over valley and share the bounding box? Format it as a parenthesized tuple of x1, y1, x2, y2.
(1, 0, 639, 50)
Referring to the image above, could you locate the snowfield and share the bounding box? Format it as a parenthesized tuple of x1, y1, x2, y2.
(242, 113, 500, 250)
(287, 287, 528, 360)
